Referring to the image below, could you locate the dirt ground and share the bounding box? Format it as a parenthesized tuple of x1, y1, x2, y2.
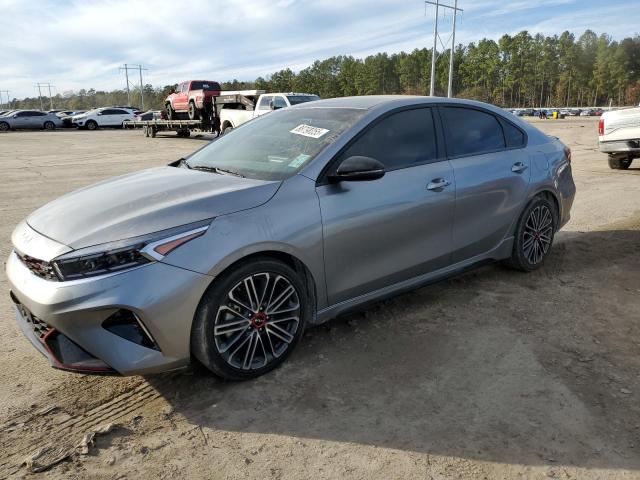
(0, 118, 639, 479)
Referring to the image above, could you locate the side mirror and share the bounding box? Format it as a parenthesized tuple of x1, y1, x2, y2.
(97, 112, 102, 115)
(13, 114, 18, 118)
(329, 156, 385, 182)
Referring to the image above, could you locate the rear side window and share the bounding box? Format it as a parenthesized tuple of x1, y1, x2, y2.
(442, 107, 505, 157)
(273, 96, 287, 108)
(339, 108, 438, 170)
(500, 119, 526, 148)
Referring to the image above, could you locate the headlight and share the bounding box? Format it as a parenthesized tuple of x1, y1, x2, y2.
(51, 222, 210, 281)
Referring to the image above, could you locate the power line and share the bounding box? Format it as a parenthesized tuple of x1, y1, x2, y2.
(425, 1, 463, 98)
(119, 64, 148, 109)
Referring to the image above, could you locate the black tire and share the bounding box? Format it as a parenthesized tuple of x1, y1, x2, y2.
(43, 121, 55, 130)
(191, 258, 310, 380)
(166, 103, 175, 120)
(0, 121, 9, 132)
(505, 196, 557, 272)
(86, 120, 98, 131)
(222, 125, 233, 135)
(143, 126, 149, 137)
(188, 101, 199, 120)
(608, 154, 632, 170)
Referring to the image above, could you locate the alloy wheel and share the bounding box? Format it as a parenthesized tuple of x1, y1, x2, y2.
(522, 205, 553, 265)
(214, 272, 300, 371)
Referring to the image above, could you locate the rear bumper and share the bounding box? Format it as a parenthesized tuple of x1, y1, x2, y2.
(7, 250, 212, 375)
(599, 139, 640, 154)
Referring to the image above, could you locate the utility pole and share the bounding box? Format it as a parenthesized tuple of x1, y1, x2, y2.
(35, 83, 55, 110)
(120, 64, 148, 109)
(425, 1, 463, 97)
(0, 90, 9, 109)
(446, 0, 460, 98)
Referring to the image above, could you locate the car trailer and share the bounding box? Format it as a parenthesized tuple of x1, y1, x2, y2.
(123, 91, 261, 138)
(123, 119, 211, 138)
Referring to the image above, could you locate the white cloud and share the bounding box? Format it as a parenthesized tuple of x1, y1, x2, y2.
(0, 0, 635, 99)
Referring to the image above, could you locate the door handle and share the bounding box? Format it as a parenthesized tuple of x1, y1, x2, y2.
(512, 162, 528, 173)
(426, 178, 450, 191)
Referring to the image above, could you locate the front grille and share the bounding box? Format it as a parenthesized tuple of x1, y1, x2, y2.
(16, 252, 59, 281)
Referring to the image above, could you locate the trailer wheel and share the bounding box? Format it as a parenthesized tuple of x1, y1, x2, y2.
(143, 126, 149, 137)
(151, 127, 157, 138)
(188, 102, 199, 120)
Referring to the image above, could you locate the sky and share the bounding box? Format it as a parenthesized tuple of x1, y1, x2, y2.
(0, 0, 637, 100)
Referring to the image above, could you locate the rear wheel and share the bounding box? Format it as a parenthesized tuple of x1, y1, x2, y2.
(86, 120, 98, 131)
(188, 102, 199, 120)
(191, 258, 309, 380)
(0, 121, 9, 132)
(505, 196, 557, 272)
(43, 121, 55, 130)
(608, 154, 632, 170)
(222, 125, 233, 135)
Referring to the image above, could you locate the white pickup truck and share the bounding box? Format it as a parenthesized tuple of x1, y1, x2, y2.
(219, 92, 320, 134)
(599, 106, 640, 169)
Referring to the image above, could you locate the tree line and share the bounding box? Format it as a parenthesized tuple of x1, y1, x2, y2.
(7, 29, 640, 112)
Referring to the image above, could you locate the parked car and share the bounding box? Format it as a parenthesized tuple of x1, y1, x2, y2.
(60, 111, 86, 127)
(598, 106, 640, 169)
(55, 110, 76, 118)
(7, 96, 575, 379)
(0, 110, 62, 131)
(71, 107, 136, 130)
(165, 80, 221, 120)
(219, 92, 320, 134)
(134, 110, 163, 121)
(580, 109, 594, 116)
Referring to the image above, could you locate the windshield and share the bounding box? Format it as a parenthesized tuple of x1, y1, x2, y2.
(186, 107, 365, 181)
(287, 95, 320, 105)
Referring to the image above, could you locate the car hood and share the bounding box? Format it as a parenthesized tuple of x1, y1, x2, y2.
(26, 166, 280, 249)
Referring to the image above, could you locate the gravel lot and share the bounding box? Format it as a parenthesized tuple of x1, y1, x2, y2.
(1, 118, 639, 479)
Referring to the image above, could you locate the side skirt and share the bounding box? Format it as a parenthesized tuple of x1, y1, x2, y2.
(314, 236, 514, 324)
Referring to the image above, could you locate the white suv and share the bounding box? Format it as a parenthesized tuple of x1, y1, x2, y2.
(72, 107, 136, 130)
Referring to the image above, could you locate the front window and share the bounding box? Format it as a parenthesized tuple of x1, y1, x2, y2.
(185, 107, 365, 181)
(287, 95, 320, 105)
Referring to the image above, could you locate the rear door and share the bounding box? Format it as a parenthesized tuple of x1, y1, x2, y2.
(317, 107, 456, 305)
(255, 96, 274, 117)
(440, 106, 530, 262)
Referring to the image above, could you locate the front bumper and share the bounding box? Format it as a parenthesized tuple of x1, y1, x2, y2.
(7, 250, 212, 375)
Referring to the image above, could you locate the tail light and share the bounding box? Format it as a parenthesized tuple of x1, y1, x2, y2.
(564, 146, 572, 163)
(598, 118, 604, 136)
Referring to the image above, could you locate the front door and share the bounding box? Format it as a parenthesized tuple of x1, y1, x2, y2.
(316, 107, 456, 305)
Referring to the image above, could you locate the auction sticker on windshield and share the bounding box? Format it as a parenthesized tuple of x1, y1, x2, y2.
(290, 124, 329, 139)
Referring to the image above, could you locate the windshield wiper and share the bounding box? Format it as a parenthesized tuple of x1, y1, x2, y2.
(213, 167, 245, 178)
(188, 164, 245, 178)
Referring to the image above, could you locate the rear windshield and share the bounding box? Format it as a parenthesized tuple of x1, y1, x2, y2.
(186, 107, 365, 181)
(287, 95, 320, 105)
(191, 81, 221, 91)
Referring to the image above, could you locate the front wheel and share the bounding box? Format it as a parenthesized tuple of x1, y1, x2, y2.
(608, 154, 632, 170)
(505, 196, 557, 272)
(86, 120, 98, 131)
(166, 103, 175, 120)
(191, 258, 309, 380)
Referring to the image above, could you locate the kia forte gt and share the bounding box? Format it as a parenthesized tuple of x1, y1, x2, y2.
(6, 96, 575, 380)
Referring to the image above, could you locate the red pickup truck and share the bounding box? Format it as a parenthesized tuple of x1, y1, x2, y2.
(165, 80, 221, 120)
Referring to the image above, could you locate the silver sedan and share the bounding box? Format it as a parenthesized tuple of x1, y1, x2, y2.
(0, 110, 63, 131)
(6, 96, 576, 379)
